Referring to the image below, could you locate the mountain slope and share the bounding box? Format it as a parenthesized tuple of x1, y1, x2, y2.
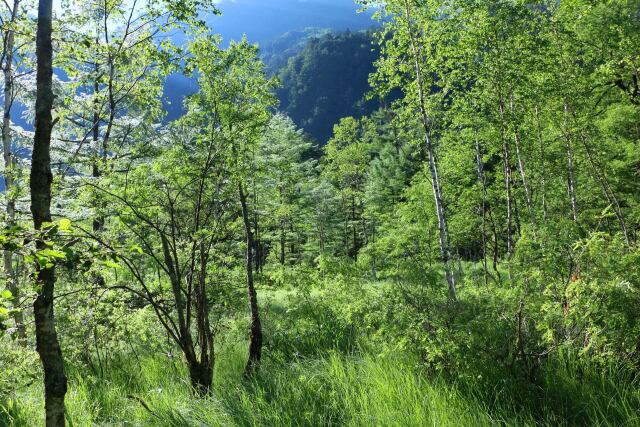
(164, 0, 377, 120)
(276, 30, 381, 144)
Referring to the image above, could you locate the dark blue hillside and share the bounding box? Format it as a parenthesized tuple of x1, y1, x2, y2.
(9, 1, 377, 132)
(164, 0, 376, 120)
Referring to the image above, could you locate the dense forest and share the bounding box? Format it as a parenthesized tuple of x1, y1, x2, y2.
(276, 30, 382, 143)
(1, 0, 640, 426)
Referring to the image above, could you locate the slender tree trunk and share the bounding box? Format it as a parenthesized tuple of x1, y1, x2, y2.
(474, 128, 490, 286)
(280, 224, 285, 265)
(534, 106, 548, 221)
(2, 0, 26, 345)
(91, 57, 103, 231)
(181, 245, 214, 394)
(488, 209, 502, 282)
(577, 129, 631, 245)
(239, 184, 262, 376)
(403, 0, 456, 300)
(499, 98, 514, 258)
(510, 96, 534, 224)
(563, 104, 579, 222)
(32, 0, 68, 424)
(161, 235, 212, 392)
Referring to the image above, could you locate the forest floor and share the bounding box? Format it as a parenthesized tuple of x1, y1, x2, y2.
(3, 284, 640, 426)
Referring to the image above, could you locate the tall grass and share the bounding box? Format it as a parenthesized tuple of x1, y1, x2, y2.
(224, 354, 497, 427)
(4, 347, 639, 426)
(2, 352, 494, 426)
(4, 281, 640, 426)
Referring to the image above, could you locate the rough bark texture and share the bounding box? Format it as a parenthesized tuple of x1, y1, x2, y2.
(239, 184, 262, 376)
(31, 0, 68, 424)
(2, 0, 26, 345)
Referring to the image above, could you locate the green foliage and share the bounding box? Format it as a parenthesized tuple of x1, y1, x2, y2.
(0, 338, 39, 397)
(276, 30, 383, 143)
(256, 114, 318, 266)
(3, 0, 640, 425)
(7, 283, 640, 426)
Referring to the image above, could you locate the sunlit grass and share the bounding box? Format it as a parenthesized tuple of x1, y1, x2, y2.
(4, 282, 640, 426)
(4, 346, 639, 426)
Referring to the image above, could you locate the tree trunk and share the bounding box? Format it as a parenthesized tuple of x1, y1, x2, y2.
(239, 184, 262, 376)
(193, 243, 214, 394)
(499, 98, 514, 258)
(577, 129, 631, 245)
(280, 224, 285, 265)
(187, 358, 213, 394)
(91, 57, 103, 232)
(488, 209, 502, 283)
(510, 96, 534, 224)
(474, 128, 490, 286)
(2, 0, 26, 345)
(32, 0, 68, 424)
(563, 104, 579, 222)
(403, 0, 456, 300)
(534, 106, 548, 221)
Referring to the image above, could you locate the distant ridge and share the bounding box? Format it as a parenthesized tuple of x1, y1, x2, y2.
(164, 0, 377, 120)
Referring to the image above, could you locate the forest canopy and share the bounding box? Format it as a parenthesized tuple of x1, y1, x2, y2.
(1, 0, 640, 425)
(275, 29, 383, 143)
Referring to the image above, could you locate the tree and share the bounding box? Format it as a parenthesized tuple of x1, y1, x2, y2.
(258, 114, 316, 266)
(1, 0, 30, 345)
(367, 0, 458, 299)
(192, 37, 276, 376)
(86, 120, 235, 393)
(323, 117, 371, 259)
(25, 0, 219, 410)
(31, 0, 68, 424)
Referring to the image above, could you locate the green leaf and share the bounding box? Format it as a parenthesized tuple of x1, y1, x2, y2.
(59, 218, 72, 231)
(39, 249, 67, 259)
(102, 260, 121, 269)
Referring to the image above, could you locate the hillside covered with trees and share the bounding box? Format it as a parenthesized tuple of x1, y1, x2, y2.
(276, 29, 383, 143)
(1, 0, 640, 426)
